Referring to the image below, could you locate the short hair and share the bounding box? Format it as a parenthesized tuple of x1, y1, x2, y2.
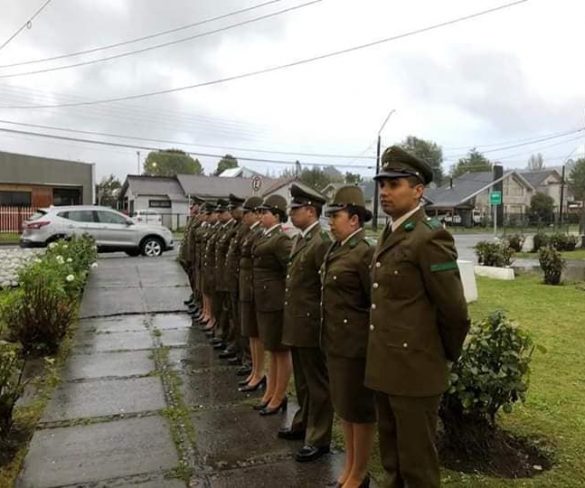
(271, 208, 288, 223)
(344, 205, 365, 227)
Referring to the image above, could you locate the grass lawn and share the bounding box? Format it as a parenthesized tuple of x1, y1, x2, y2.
(516, 249, 585, 261)
(370, 275, 585, 486)
(0, 233, 19, 243)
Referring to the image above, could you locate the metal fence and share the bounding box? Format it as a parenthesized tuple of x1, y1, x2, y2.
(0, 206, 36, 233)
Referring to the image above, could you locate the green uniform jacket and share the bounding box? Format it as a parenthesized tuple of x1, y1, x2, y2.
(365, 209, 470, 397)
(282, 223, 330, 348)
(252, 226, 292, 313)
(203, 223, 222, 291)
(194, 221, 207, 274)
(215, 220, 238, 292)
(320, 230, 373, 358)
(186, 219, 201, 266)
(239, 223, 262, 303)
(225, 220, 247, 293)
(179, 217, 195, 266)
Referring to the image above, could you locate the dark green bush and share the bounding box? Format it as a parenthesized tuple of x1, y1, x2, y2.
(549, 232, 577, 252)
(0, 341, 26, 437)
(474, 240, 515, 267)
(538, 246, 565, 285)
(441, 311, 538, 449)
(532, 232, 549, 252)
(504, 234, 525, 253)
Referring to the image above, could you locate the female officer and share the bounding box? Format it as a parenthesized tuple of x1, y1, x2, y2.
(322, 186, 376, 488)
(252, 194, 293, 415)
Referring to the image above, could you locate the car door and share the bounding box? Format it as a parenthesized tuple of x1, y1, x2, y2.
(58, 210, 101, 242)
(95, 210, 136, 248)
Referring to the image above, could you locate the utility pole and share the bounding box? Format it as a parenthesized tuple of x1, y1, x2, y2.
(136, 151, 141, 175)
(559, 164, 565, 226)
(372, 108, 396, 231)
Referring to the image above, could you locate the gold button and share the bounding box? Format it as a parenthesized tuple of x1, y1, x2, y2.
(285, 301, 288, 306)
(343, 319, 348, 324)
(371, 304, 376, 310)
(333, 275, 337, 280)
(373, 283, 379, 289)
(376, 262, 381, 268)
(403, 342, 408, 348)
(369, 324, 375, 331)
(394, 270, 399, 275)
(306, 312, 311, 317)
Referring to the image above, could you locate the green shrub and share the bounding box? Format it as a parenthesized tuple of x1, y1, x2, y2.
(474, 240, 515, 267)
(539, 246, 565, 285)
(441, 311, 537, 449)
(0, 341, 26, 437)
(549, 232, 577, 252)
(532, 232, 549, 252)
(504, 234, 525, 252)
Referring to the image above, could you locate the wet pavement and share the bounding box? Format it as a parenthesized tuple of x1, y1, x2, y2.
(16, 254, 349, 488)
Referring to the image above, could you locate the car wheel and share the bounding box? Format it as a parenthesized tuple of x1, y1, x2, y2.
(140, 237, 164, 257)
(125, 249, 141, 257)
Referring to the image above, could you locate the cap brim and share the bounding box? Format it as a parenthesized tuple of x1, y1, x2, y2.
(289, 201, 307, 209)
(373, 170, 411, 180)
(324, 204, 346, 217)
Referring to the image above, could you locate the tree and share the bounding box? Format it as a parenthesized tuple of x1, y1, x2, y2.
(322, 165, 344, 183)
(96, 174, 122, 207)
(214, 154, 238, 176)
(144, 149, 202, 176)
(399, 136, 445, 185)
(299, 166, 334, 191)
(451, 149, 493, 178)
(345, 172, 363, 184)
(527, 153, 545, 170)
(529, 192, 555, 224)
(569, 157, 585, 233)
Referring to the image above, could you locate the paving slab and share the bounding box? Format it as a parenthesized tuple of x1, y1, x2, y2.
(143, 287, 191, 313)
(74, 329, 154, 353)
(180, 369, 246, 408)
(160, 327, 192, 348)
(80, 287, 145, 317)
(152, 313, 192, 330)
(17, 416, 179, 488)
(169, 346, 217, 371)
(78, 315, 148, 333)
(138, 264, 189, 287)
(43, 376, 166, 422)
(191, 406, 298, 469)
(62, 350, 155, 381)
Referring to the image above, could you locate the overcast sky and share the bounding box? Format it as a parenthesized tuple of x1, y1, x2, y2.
(1, 0, 584, 184)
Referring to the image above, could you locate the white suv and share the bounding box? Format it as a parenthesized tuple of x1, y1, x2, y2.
(20, 205, 174, 257)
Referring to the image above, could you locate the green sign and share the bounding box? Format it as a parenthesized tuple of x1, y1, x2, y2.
(490, 191, 502, 205)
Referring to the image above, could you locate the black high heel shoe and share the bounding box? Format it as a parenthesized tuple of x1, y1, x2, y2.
(252, 400, 270, 411)
(259, 396, 288, 416)
(239, 376, 266, 392)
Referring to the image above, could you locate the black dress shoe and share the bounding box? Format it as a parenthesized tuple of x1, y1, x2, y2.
(227, 356, 241, 365)
(236, 366, 252, 377)
(219, 350, 236, 359)
(277, 428, 306, 441)
(213, 342, 226, 350)
(259, 396, 288, 416)
(252, 400, 269, 411)
(239, 376, 266, 392)
(295, 445, 330, 463)
(209, 338, 223, 345)
(184, 296, 194, 305)
(238, 378, 250, 387)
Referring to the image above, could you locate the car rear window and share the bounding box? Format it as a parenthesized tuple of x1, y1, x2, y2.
(59, 210, 97, 223)
(28, 210, 47, 221)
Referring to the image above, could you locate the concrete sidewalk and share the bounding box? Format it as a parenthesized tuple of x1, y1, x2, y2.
(16, 255, 345, 488)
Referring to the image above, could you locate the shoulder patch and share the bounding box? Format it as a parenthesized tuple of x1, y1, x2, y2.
(320, 230, 332, 242)
(404, 221, 416, 232)
(430, 261, 458, 272)
(423, 217, 443, 230)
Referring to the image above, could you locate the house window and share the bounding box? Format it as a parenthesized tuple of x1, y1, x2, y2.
(149, 199, 171, 208)
(53, 187, 81, 206)
(0, 191, 32, 206)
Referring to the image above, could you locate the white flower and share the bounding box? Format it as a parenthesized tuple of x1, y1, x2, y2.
(56, 255, 65, 264)
(66, 258, 73, 263)
(66, 274, 75, 282)
(63, 245, 69, 249)
(34, 258, 42, 264)
(48, 242, 58, 249)
(91, 262, 98, 269)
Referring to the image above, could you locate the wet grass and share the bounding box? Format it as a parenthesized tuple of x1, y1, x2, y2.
(0, 233, 19, 243)
(368, 275, 585, 487)
(515, 249, 585, 260)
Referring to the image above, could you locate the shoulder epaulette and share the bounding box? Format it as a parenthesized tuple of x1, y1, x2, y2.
(422, 217, 443, 231)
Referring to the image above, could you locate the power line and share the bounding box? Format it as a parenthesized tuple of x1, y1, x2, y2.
(0, 0, 322, 79)
(0, 0, 53, 51)
(0, 0, 286, 68)
(0, 127, 378, 169)
(0, 118, 376, 159)
(0, 0, 528, 110)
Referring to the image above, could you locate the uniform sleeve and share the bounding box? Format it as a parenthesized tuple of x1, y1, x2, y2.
(313, 236, 331, 270)
(275, 234, 293, 270)
(358, 244, 374, 303)
(419, 229, 470, 362)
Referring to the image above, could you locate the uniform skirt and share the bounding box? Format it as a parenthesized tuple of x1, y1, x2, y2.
(240, 300, 259, 338)
(327, 353, 376, 423)
(256, 309, 288, 352)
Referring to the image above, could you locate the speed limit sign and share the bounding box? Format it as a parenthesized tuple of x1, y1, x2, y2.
(251, 175, 262, 192)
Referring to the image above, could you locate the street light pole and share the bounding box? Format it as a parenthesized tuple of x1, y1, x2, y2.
(136, 151, 141, 175)
(372, 108, 396, 231)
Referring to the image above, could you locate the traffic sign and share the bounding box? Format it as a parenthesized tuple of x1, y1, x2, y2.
(251, 175, 262, 192)
(490, 191, 502, 206)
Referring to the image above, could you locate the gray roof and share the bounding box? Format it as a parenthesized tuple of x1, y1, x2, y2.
(120, 175, 188, 202)
(518, 169, 560, 188)
(176, 174, 276, 200)
(425, 172, 495, 207)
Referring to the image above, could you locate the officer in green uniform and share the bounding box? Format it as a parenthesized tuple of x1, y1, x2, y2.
(221, 193, 247, 363)
(280, 183, 334, 463)
(202, 203, 221, 335)
(186, 196, 206, 317)
(366, 146, 470, 488)
(180, 199, 201, 306)
(192, 202, 211, 323)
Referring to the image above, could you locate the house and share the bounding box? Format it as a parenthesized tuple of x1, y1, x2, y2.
(176, 174, 276, 201)
(118, 175, 189, 230)
(424, 170, 536, 226)
(218, 166, 266, 178)
(518, 168, 573, 210)
(262, 177, 327, 205)
(0, 151, 95, 207)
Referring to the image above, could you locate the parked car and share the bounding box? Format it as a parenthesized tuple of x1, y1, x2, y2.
(20, 205, 174, 257)
(132, 209, 163, 226)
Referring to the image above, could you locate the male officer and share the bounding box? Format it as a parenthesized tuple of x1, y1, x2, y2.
(281, 183, 334, 462)
(366, 145, 470, 488)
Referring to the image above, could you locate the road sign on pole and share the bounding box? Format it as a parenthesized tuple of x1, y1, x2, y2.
(251, 176, 262, 193)
(490, 191, 502, 206)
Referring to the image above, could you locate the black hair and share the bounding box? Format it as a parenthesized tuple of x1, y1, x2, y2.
(345, 205, 365, 227)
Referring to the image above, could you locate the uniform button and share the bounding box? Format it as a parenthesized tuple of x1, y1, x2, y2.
(369, 324, 375, 331)
(306, 312, 311, 317)
(371, 304, 376, 310)
(285, 301, 288, 306)
(285, 288, 288, 292)
(373, 283, 379, 289)
(394, 270, 399, 275)
(287, 274, 290, 279)
(343, 319, 348, 324)
(333, 275, 337, 280)
(403, 342, 408, 348)
(376, 262, 381, 268)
